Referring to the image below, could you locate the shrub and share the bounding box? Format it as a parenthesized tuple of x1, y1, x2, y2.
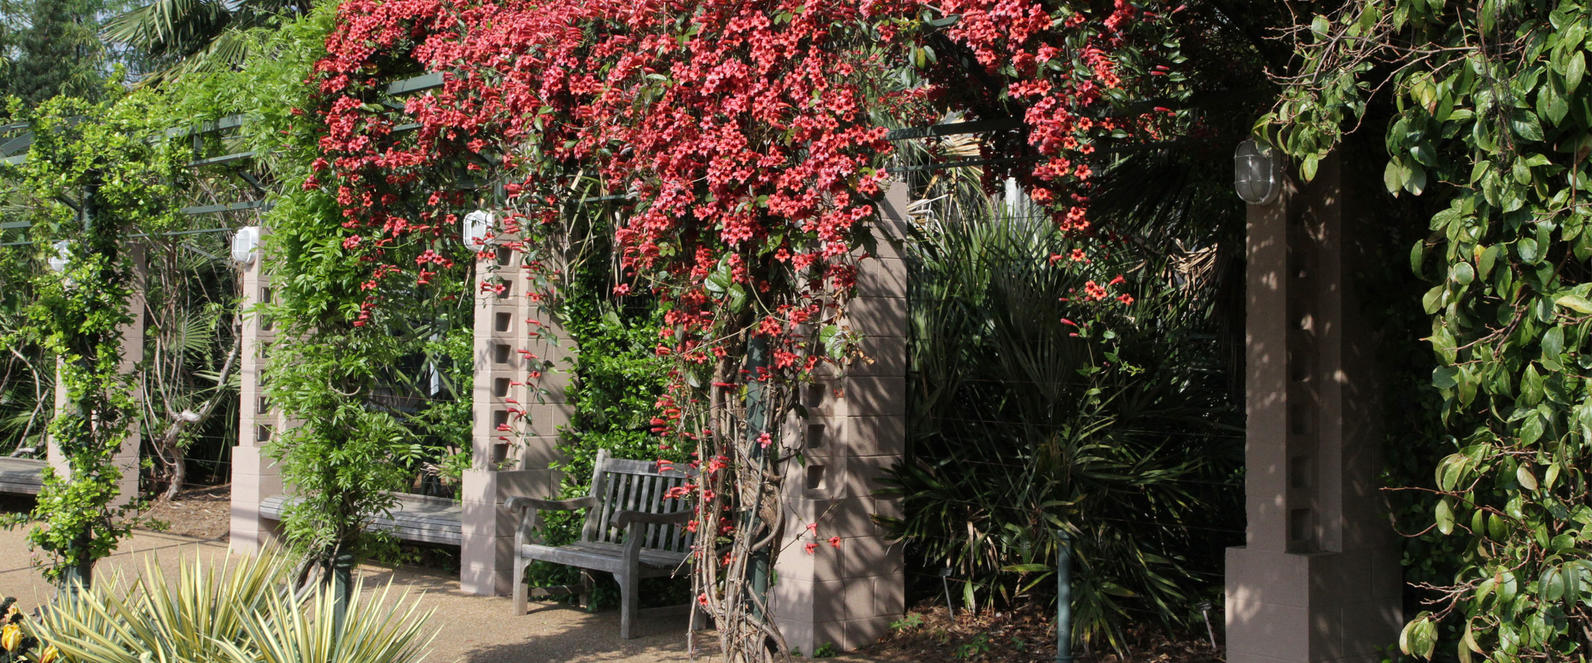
(882, 202, 1242, 653)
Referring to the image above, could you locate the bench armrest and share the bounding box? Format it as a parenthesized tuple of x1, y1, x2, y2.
(506, 496, 599, 513)
(613, 509, 693, 528)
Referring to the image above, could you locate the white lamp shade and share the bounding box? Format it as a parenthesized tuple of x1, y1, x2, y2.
(232, 226, 260, 266)
(462, 210, 493, 248)
(47, 240, 70, 274)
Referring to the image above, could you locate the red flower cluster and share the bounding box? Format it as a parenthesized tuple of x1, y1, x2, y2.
(306, 0, 1175, 611)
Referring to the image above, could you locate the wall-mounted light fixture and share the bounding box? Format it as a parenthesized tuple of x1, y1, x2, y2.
(232, 226, 260, 267)
(47, 240, 70, 274)
(462, 210, 493, 248)
(1234, 138, 1283, 206)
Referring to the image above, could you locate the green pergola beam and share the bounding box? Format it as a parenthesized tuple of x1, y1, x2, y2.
(187, 151, 257, 168)
(181, 200, 268, 215)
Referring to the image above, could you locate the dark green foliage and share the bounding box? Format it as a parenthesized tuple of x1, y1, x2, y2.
(0, 245, 51, 456)
(882, 203, 1242, 653)
(1271, 1, 1592, 658)
(3, 90, 187, 583)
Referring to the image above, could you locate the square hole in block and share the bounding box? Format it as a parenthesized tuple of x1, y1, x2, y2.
(257, 396, 270, 415)
(1287, 508, 1315, 550)
(805, 464, 825, 491)
(495, 246, 514, 263)
(255, 425, 271, 443)
(1288, 454, 1313, 490)
(493, 378, 511, 398)
(259, 287, 273, 304)
(494, 344, 512, 364)
(804, 383, 825, 408)
(495, 312, 512, 332)
(1288, 403, 1311, 436)
(493, 410, 510, 429)
(492, 443, 511, 466)
(806, 423, 826, 448)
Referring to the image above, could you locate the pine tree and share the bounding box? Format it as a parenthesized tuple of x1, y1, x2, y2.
(0, 0, 107, 104)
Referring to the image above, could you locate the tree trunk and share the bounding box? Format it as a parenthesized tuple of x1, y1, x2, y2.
(155, 333, 239, 501)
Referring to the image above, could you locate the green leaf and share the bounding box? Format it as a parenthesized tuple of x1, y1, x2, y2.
(1517, 464, 1539, 491)
(1311, 15, 1331, 38)
(1436, 498, 1455, 535)
(1520, 413, 1545, 445)
(1450, 261, 1474, 285)
(1568, 51, 1586, 94)
(1510, 111, 1546, 142)
(1555, 293, 1592, 313)
(1478, 244, 1500, 280)
(1518, 237, 1541, 263)
(1433, 365, 1459, 390)
(1543, 326, 1564, 356)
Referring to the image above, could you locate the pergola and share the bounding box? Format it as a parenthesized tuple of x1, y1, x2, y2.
(3, 82, 1410, 660)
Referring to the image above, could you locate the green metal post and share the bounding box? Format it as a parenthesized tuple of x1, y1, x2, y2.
(1057, 530, 1073, 663)
(331, 551, 354, 635)
(743, 337, 771, 620)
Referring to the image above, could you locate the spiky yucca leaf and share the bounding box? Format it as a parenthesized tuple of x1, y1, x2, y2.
(216, 575, 435, 663)
(29, 548, 293, 663)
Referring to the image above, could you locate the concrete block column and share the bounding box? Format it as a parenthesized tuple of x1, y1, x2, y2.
(1225, 154, 1402, 662)
(771, 181, 910, 654)
(461, 236, 574, 596)
(231, 229, 285, 554)
(48, 244, 145, 508)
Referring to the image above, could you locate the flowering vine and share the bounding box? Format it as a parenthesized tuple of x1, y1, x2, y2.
(304, 0, 1178, 657)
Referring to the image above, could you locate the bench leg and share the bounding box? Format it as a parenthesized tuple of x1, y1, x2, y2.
(579, 570, 594, 611)
(511, 558, 527, 616)
(619, 571, 639, 639)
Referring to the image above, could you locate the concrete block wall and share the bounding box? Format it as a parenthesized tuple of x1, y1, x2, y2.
(461, 235, 575, 596)
(1226, 153, 1402, 662)
(771, 182, 910, 654)
(48, 244, 145, 508)
(231, 230, 285, 554)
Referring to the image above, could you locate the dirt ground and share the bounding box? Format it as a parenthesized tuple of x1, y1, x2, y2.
(141, 484, 232, 540)
(858, 602, 1224, 663)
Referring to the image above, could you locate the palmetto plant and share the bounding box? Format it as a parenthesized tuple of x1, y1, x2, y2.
(882, 197, 1242, 653)
(27, 548, 434, 663)
(103, 0, 315, 84)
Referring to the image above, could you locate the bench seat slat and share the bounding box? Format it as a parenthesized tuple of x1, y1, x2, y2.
(258, 495, 463, 546)
(520, 542, 685, 576)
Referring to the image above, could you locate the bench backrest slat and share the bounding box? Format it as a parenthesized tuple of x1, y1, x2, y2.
(579, 449, 694, 555)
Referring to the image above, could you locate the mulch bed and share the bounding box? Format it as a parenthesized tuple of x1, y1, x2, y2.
(139, 484, 231, 540)
(855, 602, 1225, 663)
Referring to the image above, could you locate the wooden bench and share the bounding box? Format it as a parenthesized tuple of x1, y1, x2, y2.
(0, 457, 46, 495)
(507, 449, 694, 639)
(258, 493, 462, 546)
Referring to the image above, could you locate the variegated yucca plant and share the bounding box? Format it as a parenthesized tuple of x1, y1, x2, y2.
(27, 548, 434, 663)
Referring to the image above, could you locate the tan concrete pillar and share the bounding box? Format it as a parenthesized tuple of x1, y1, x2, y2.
(48, 244, 144, 507)
(230, 227, 284, 554)
(770, 181, 908, 653)
(1225, 154, 1402, 662)
(461, 231, 573, 597)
